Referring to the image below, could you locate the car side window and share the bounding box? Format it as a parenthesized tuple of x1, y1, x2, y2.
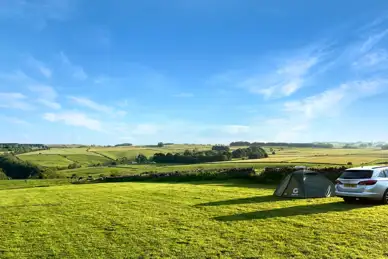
(378, 170, 388, 178)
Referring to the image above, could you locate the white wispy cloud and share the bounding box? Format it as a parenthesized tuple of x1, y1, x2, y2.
(207, 45, 326, 99)
(68, 96, 112, 113)
(28, 85, 61, 109)
(68, 96, 126, 116)
(43, 111, 102, 131)
(359, 29, 388, 53)
(60, 52, 88, 80)
(284, 79, 387, 119)
(27, 56, 52, 78)
(0, 70, 33, 83)
(241, 56, 320, 98)
(352, 49, 388, 71)
(0, 92, 34, 110)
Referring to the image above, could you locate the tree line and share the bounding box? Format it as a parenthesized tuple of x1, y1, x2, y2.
(152, 146, 268, 164)
(0, 143, 49, 154)
(382, 145, 388, 150)
(232, 146, 268, 159)
(229, 141, 334, 148)
(152, 150, 232, 163)
(0, 154, 57, 179)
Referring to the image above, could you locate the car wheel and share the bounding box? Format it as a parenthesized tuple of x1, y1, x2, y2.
(382, 189, 388, 205)
(343, 197, 357, 203)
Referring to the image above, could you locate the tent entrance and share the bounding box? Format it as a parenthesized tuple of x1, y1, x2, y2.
(274, 170, 334, 198)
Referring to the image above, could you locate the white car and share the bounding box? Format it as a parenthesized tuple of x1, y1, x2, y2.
(335, 165, 388, 203)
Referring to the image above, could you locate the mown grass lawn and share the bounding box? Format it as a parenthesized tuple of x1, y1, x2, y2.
(1, 180, 388, 258)
(0, 180, 69, 190)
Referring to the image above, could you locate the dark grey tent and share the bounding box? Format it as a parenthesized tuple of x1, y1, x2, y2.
(274, 170, 335, 198)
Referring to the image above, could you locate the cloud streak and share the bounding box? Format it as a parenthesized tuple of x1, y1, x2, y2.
(43, 111, 102, 131)
(284, 79, 387, 119)
(27, 56, 52, 78)
(60, 52, 88, 80)
(241, 56, 320, 98)
(29, 85, 61, 109)
(68, 96, 126, 117)
(0, 92, 34, 110)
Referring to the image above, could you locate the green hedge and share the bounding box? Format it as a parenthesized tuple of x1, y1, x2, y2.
(75, 166, 348, 185)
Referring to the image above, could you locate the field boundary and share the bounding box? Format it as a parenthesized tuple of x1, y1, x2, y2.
(87, 150, 115, 161)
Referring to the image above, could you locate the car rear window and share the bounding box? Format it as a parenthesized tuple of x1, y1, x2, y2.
(339, 170, 373, 179)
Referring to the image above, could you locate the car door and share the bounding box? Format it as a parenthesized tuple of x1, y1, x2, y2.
(379, 169, 388, 189)
(378, 169, 388, 189)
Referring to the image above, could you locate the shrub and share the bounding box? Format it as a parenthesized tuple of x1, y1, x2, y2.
(0, 154, 43, 179)
(68, 162, 81, 169)
(0, 169, 8, 180)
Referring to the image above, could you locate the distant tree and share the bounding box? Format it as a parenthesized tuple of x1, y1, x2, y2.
(70, 174, 77, 182)
(272, 151, 276, 155)
(0, 168, 8, 180)
(68, 163, 81, 169)
(157, 142, 164, 147)
(212, 145, 230, 152)
(136, 153, 148, 163)
(382, 145, 388, 150)
(230, 141, 251, 147)
(115, 143, 133, 147)
(0, 154, 44, 179)
(232, 149, 247, 158)
(183, 150, 192, 156)
(343, 144, 358, 149)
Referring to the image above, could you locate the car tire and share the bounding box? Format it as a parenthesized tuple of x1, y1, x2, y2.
(382, 189, 388, 205)
(343, 197, 357, 203)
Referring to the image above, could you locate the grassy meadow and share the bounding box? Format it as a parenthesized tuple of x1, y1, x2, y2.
(2, 145, 388, 258)
(15, 145, 388, 175)
(1, 180, 388, 258)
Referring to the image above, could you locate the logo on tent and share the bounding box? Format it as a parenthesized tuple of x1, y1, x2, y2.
(292, 188, 299, 195)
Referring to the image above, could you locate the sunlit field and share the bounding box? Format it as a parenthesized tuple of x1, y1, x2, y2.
(1, 180, 388, 258)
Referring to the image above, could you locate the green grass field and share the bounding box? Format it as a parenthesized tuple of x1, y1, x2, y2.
(17, 154, 74, 167)
(0, 179, 69, 190)
(17, 145, 388, 169)
(17, 148, 112, 167)
(1, 180, 388, 258)
(61, 154, 111, 166)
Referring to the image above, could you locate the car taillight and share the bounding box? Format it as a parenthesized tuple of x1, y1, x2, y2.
(335, 180, 342, 184)
(358, 180, 377, 185)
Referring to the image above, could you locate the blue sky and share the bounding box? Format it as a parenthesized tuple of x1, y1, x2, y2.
(1, 0, 388, 145)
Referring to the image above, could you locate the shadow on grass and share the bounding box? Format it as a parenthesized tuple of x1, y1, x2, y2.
(214, 201, 381, 221)
(181, 180, 276, 189)
(196, 195, 281, 207)
(76, 178, 277, 190)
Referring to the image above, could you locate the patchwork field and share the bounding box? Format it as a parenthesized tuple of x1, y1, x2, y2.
(1, 180, 388, 258)
(15, 145, 388, 174)
(17, 154, 74, 167)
